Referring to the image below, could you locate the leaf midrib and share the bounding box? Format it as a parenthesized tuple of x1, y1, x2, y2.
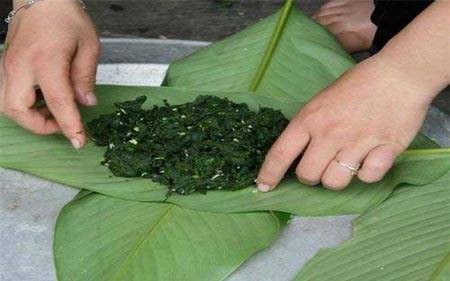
(249, 0, 294, 92)
(110, 204, 176, 281)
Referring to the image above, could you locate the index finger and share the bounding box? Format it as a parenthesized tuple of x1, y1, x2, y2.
(2, 59, 60, 135)
(256, 117, 310, 192)
(37, 58, 86, 149)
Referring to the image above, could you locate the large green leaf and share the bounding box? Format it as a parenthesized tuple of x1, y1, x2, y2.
(294, 172, 450, 281)
(165, 3, 354, 102)
(431, 254, 450, 281)
(1, 86, 448, 216)
(54, 192, 281, 281)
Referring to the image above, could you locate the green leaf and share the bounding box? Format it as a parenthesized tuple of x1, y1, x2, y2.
(168, 147, 450, 215)
(294, 172, 450, 281)
(164, 4, 355, 102)
(431, 253, 450, 281)
(0, 86, 448, 216)
(54, 192, 281, 281)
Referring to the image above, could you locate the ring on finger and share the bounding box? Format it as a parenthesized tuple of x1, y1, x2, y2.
(335, 159, 360, 176)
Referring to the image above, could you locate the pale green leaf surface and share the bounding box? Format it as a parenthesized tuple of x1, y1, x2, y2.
(54, 193, 281, 281)
(431, 253, 450, 281)
(1, 86, 448, 216)
(165, 7, 355, 102)
(295, 172, 450, 281)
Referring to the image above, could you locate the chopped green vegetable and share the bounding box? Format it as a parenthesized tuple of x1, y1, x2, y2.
(88, 95, 289, 195)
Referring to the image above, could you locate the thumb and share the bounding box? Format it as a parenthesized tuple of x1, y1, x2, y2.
(71, 39, 101, 106)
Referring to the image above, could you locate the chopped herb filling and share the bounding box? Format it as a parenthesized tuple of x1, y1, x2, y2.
(88, 95, 289, 195)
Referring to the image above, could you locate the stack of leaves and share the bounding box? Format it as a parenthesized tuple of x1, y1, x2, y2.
(0, 0, 449, 280)
(88, 95, 289, 195)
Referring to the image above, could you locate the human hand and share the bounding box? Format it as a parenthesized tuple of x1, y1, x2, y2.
(0, 0, 100, 149)
(256, 55, 438, 191)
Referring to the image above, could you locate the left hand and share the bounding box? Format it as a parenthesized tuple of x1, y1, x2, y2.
(256, 55, 435, 191)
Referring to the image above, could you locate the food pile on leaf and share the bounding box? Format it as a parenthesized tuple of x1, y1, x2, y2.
(88, 95, 288, 195)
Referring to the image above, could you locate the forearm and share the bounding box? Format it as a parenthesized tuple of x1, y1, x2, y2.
(375, 0, 450, 99)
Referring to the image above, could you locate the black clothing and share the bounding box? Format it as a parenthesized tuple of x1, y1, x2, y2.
(0, 1, 12, 42)
(370, 0, 433, 53)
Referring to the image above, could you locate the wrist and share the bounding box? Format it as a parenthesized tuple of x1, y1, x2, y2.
(8, 0, 87, 24)
(373, 48, 447, 102)
(372, 1, 450, 99)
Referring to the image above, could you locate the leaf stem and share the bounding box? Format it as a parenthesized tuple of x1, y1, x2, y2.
(249, 0, 294, 92)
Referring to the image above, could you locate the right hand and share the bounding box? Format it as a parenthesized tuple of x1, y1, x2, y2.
(0, 0, 101, 149)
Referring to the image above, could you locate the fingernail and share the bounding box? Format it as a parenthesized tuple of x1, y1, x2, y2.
(298, 178, 318, 186)
(70, 138, 82, 149)
(85, 92, 97, 106)
(257, 182, 272, 192)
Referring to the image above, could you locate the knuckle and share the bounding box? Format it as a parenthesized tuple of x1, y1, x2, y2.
(59, 121, 83, 136)
(33, 48, 71, 71)
(29, 126, 50, 136)
(289, 115, 306, 129)
(3, 105, 21, 119)
(33, 55, 55, 71)
(74, 73, 96, 85)
(365, 157, 392, 173)
(315, 118, 340, 137)
(33, 56, 52, 72)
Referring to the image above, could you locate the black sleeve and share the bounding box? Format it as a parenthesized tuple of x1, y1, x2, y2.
(370, 0, 433, 54)
(0, 0, 12, 42)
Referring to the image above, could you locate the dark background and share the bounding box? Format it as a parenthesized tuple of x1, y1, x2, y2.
(0, 0, 10, 42)
(0, 0, 323, 42)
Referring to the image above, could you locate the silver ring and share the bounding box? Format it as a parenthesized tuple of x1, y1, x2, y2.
(336, 159, 360, 176)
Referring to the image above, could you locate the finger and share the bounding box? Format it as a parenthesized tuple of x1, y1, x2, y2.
(322, 20, 351, 36)
(3, 69, 59, 135)
(71, 39, 100, 106)
(256, 118, 310, 192)
(313, 7, 345, 21)
(358, 144, 402, 183)
(321, 142, 372, 190)
(37, 58, 86, 149)
(319, 0, 347, 10)
(295, 138, 339, 185)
